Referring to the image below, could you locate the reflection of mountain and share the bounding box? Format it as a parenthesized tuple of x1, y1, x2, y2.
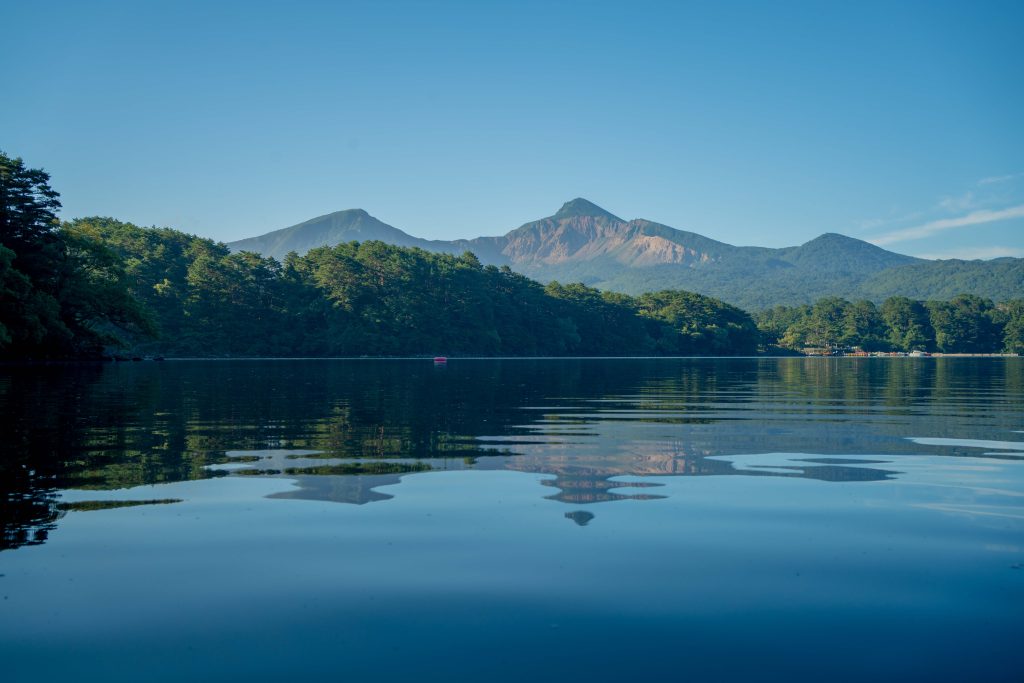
(203, 446, 899, 506)
(564, 511, 595, 526)
(496, 452, 895, 504)
(270, 474, 403, 504)
(540, 474, 666, 503)
(2, 358, 1021, 548)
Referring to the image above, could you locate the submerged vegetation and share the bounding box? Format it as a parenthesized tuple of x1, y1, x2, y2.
(1, 150, 1021, 359)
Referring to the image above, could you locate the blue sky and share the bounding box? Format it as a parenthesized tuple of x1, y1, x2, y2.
(3, 0, 1023, 257)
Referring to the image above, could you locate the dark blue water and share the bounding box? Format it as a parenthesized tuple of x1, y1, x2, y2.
(1, 358, 1022, 681)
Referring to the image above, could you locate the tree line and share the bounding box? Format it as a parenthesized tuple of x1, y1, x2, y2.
(757, 295, 1024, 354)
(1, 153, 759, 359)
(2, 151, 1021, 360)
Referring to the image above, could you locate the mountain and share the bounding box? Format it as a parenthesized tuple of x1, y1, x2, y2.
(228, 199, 1023, 309)
(227, 209, 436, 256)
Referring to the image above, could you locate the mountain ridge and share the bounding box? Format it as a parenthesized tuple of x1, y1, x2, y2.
(227, 199, 1021, 309)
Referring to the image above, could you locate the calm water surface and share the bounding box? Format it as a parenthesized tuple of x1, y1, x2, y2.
(1, 358, 1022, 681)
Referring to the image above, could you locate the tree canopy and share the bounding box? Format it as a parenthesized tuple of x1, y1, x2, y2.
(64, 217, 759, 358)
(3, 151, 1021, 360)
(0, 152, 150, 357)
(757, 294, 1023, 354)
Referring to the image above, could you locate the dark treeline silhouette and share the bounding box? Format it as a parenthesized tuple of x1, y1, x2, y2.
(0, 153, 151, 357)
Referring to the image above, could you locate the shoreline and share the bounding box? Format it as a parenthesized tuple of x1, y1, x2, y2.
(2, 353, 1020, 366)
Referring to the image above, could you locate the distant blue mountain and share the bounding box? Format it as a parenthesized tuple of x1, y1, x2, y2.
(228, 199, 1022, 309)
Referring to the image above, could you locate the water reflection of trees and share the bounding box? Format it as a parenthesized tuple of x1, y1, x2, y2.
(2, 358, 1021, 549)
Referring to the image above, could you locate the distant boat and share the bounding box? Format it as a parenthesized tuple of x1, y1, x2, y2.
(433, 356, 448, 364)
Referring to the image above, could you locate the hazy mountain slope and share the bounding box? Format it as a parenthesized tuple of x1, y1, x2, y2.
(228, 209, 439, 259)
(227, 198, 1022, 309)
(858, 258, 1024, 302)
(593, 264, 868, 310)
(774, 233, 920, 272)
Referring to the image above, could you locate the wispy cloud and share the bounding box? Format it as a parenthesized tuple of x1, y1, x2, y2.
(916, 245, 1024, 260)
(978, 173, 1021, 186)
(869, 204, 1024, 246)
(938, 191, 975, 212)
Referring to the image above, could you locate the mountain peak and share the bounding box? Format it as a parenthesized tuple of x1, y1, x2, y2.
(314, 208, 370, 220)
(798, 232, 915, 257)
(802, 232, 864, 246)
(228, 207, 422, 258)
(782, 232, 920, 271)
(553, 198, 622, 222)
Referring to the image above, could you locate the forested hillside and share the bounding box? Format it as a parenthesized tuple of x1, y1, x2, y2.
(59, 218, 758, 357)
(229, 200, 1024, 310)
(1, 152, 759, 359)
(757, 295, 1024, 354)
(2, 152, 1022, 360)
(0, 154, 151, 358)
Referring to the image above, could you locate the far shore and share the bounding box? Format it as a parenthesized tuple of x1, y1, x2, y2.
(4, 353, 1022, 366)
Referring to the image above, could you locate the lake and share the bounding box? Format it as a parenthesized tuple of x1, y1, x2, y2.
(1, 358, 1022, 682)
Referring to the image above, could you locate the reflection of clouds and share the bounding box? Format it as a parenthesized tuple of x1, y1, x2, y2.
(708, 453, 898, 482)
(914, 504, 1024, 520)
(909, 437, 1024, 457)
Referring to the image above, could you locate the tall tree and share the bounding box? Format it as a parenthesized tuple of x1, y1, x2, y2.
(927, 294, 1000, 353)
(1, 154, 151, 358)
(792, 297, 849, 350)
(0, 152, 67, 356)
(0, 152, 62, 266)
(997, 299, 1024, 354)
(880, 297, 932, 351)
(842, 300, 885, 350)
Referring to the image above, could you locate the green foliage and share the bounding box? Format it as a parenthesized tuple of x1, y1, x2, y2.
(0, 151, 62, 269)
(0, 243, 63, 350)
(926, 294, 1001, 354)
(543, 282, 655, 355)
(1000, 300, 1024, 354)
(1, 153, 150, 358)
(880, 297, 932, 351)
(588, 241, 1023, 311)
(11, 213, 761, 358)
(227, 201, 1024, 310)
(842, 300, 886, 350)
(3, 151, 1018, 359)
(635, 290, 759, 355)
(758, 294, 1023, 354)
(755, 303, 810, 347)
(858, 258, 1024, 304)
